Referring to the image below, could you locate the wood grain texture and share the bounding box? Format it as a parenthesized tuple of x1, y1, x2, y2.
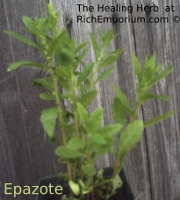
(0, 0, 179, 200)
(130, 0, 180, 200)
(0, 1, 66, 200)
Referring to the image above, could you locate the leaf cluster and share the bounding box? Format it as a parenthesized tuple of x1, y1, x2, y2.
(5, 3, 177, 200)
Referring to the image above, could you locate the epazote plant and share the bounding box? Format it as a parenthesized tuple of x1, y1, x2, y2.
(5, 3, 177, 200)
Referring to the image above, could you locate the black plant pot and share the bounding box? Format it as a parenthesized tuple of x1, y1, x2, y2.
(36, 168, 134, 200)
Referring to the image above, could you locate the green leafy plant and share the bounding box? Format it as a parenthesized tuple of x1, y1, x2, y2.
(5, 3, 177, 200)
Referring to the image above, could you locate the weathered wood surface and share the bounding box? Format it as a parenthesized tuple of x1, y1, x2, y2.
(0, 1, 64, 200)
(0, 0, 179, 200)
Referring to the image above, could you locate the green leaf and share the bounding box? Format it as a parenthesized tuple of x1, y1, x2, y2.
(67, 137, 86, 150)
(82, 165, 96, 176)
(97, 124, 122, 137)
(84, 79, 91, 91)
(118, 120, 144, 162)
(39, 92, 67, 101)
(144, 53, 156, 70)
(22, 16, 33, 28)
(90, 134, 107, 144)
(78, 90, 97, 107)
(62, 111, 74, 124)
(149, 66, 174, 88)
(100, 50, 123, 69)
(112, 174, 122, 194)
(80, 83, 85, 95)
(131, 53, 142, 83)
(144, 110, 177, 127)
(22, 16, 40, 35)
(89, 32, 99, 59)
(48, 29, 67, 56)
(74, 41, 87, 53)
(40, 107, 58, 139)
(143, 54, 159, 84)
(69, 180, 80, 196)
(33, 77, 54, 91)
(55, 66, 71, 79)
(73, 47, 89, 70)
(5, 31, 40, 50)
(154, 63, 164, 73)
(141, 93, 170, 103)
(35, 18, 47, 31)
(58, 173, 68, 181)
(88, 108, 103, 132)
(78, 107, 103, 133)
(90, 139, 113, 157)
(144, 66, 154, 84)
(77, 62, 94, 85)
(68, 39, 76, 51)
(112, 97, 127, 125)
(55, 146, 83, 158)
(103, 29, 115, 50)
(47, 10, 59, 32)
(96, 66, 115, 83)
(113, 85, 132, 113)
(57, 77, 69, 90)
(55, 48, 76, 67)
(98, 29, 105, 44)
(39, 93, 55, 100)
(7, 61, 44, 71)
(77, 103, 88, 128)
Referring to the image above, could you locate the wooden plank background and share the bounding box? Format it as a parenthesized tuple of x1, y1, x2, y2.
(0, 0, 180, 199)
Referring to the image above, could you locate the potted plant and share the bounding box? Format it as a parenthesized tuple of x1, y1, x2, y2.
(5, 3, 177, 200)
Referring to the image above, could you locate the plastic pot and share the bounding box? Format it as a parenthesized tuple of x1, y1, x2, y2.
(36, 167, 134, 200)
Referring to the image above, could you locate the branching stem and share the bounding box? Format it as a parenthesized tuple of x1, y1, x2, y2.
(51, 72, 72, 184)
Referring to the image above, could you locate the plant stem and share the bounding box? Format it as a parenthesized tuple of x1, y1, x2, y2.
(112, 157, 119, 178)
(52, 74, 66, 144)
(129, 102, 141, 123)
(112, 110, 139, 178)
(91, 177, 95, 200)
(70, 74, 85, 182)
(94, 179, 113, 188)
(51, 73, 72, 182)
(70, 74, 79, 137)
(112, 97, 143, 178)
(90, 53, 103, 90)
